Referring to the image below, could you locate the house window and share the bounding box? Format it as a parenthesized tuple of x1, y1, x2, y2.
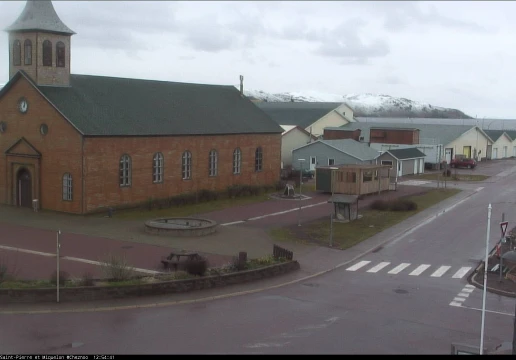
(12, 40, 21, 66)
(182, 151, 192, 179)
(42, 40, 52, 66)
(255, 147, 263, 172)
(208, 149, 218, 177)
(152, 152, 164, 183)
(363, 171, 373, 182)
(24, 39, 32, 65)
(328, 158, 335, 166)
(119, 154, 131, 187)
(62, 173, 72, 201)
(381, 160, 393, 169)
(56, 41, 65, 67)
(233, 148, 241, 174)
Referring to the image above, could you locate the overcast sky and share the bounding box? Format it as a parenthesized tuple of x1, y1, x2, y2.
(0, 1, 515, 118)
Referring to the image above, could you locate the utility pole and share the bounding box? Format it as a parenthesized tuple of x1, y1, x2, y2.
(513, 299, 516, 354)
(480, 203, 492, 355)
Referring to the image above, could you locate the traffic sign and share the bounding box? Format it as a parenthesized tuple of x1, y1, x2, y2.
(500, 221, 509, 237)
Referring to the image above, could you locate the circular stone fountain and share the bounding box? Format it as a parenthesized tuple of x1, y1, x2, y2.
(144, 218, 218, 237)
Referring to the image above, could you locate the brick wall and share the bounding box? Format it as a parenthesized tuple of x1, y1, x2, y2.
(323, 129, 361, 141)
(0, 76, 83, 213)
(83, 133, 282, 212)
(9, 32, 71, 86)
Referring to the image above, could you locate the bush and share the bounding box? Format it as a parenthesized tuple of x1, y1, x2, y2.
(99, 252, 134, 281)
(0, 253, 19, 283)
(79, 272, 95, 287)
(443, 169, 451, 177)
(49, 270, 70, 286)
(370, 199, 389, 211)
(389, 199, 418, 212)
(184, 256, 208, 276)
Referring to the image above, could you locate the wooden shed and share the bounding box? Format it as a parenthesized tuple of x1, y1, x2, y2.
(315, 164, 393, 196)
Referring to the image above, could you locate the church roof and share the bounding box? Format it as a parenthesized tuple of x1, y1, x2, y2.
(5, 0, 75, 35)
(256, 102, 343, 128)
(16, 73, 282, 136)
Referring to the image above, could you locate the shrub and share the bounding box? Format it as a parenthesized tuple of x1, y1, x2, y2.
(0, 253, 20, 284)
(184, 256, 208, 276)
(370, 199, 389, 211)
(443, 169, 451, 177)
(79, 272, 95, 287)
(99, 252, 134, 281)
(49, 270, 70, 286)
(389, 199, 418, 212)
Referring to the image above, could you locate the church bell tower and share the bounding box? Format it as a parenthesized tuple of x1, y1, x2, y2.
(5, 0, 76, 87)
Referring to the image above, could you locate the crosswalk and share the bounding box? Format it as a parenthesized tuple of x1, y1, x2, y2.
(345, 260, 472, 279)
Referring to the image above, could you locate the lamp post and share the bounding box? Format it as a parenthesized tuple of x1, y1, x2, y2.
(329, 167, 338, 247)
(480, 203, 492, 355)
(298, 159, 305, 227)
(56, 229, 61, 303)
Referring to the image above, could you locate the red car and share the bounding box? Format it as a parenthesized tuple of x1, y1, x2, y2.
(450, 157, 476, 169)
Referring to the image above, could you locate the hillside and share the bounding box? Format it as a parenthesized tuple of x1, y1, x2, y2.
(243, 89, 472, 119)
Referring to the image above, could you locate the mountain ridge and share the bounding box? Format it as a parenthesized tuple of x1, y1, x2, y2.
(242, 89, 472, 119)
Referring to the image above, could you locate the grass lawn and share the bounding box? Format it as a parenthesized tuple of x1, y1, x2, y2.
(411, 173, 489, 182)
(269, 188, 462, 250)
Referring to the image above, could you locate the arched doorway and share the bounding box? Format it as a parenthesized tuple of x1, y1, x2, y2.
(16, 168, 32, 207)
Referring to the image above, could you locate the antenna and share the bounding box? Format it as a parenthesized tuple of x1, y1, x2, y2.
(239, 75, 244, 96)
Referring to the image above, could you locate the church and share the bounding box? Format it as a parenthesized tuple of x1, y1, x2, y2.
(0, 0, 282, 214)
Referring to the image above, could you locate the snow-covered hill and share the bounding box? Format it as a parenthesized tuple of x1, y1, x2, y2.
(242, 89, 472, 119)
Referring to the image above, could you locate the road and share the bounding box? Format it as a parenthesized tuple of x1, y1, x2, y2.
(1, 163, 516, 354)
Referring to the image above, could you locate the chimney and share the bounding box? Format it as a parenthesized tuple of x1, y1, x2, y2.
(239, 75, 244, 96)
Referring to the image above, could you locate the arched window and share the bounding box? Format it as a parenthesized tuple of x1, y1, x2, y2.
(182, 151, 192, 180)
(62, 173, 72, 201)
(12, 40, 21, 66)
(119, 154, 131, 187)
(152, 152, 164, 183)
(24, 39, 32, 65)
(42, 40, 52, 66)
(56, 41, 65, 67)
(255, 147, 263, 172)
(233, 148, 241, 174)
(208, 150, 218, 177)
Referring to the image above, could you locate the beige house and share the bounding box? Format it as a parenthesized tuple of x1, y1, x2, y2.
(444, 126, 492, 162)
(256, 102, 356, 139)
(484, 130, 516, 159)
(280, 125, 317, 168)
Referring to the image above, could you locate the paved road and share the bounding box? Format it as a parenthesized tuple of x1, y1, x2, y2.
(2, 161, 516, 354)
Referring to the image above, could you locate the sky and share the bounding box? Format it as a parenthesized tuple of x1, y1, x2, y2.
(0, 1, 515, 119)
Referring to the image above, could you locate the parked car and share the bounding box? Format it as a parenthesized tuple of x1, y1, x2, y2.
(450, 157, 476, 169)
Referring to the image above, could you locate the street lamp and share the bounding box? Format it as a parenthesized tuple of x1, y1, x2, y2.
(329, 167, 339, 247)
(480, 203, 492, 355)
(298, 159, 305, 227)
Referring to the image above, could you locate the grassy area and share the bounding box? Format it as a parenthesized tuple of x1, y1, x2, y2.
(269, 188, 462, 250)
(411, 173, 489, 182)
(105, 192, 274, 221)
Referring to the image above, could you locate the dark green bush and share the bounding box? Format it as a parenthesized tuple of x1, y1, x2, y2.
(370, 199, 389, 211)
(49, 270, 70, 286)
(389, 199, 418, 212)
(185, 256, 208, 276)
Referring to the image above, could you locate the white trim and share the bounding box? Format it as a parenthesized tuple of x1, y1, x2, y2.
(292, 140, 379, 162)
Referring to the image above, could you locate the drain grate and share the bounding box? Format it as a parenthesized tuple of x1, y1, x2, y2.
(394, 288, 408, 294)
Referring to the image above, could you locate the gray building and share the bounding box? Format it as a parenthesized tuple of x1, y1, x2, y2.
(377, 148, 426, 179)
(292, 139, 381, 171)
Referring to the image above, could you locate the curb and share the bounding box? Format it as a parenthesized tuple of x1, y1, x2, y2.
(1, 188, 480, 314)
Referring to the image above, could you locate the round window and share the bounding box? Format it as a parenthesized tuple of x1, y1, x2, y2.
(0, 122, 6, 133)
(40, 124, 48, 135)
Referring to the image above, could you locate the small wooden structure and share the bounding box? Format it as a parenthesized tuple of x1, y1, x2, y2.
(316, 164, 393, 196)
(328, 194, 359, 222)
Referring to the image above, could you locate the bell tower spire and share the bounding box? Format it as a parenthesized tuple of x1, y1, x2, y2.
(5, 0, 76, 86)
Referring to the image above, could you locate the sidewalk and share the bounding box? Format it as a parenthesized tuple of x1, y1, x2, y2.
(0, 186, 479, 313)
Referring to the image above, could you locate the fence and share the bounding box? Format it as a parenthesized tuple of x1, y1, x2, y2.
(273, 244, 294, 261)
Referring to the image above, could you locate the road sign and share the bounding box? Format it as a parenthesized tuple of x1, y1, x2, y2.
(500, 221, 509, 237)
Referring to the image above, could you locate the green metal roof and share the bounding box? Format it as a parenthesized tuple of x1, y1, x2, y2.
(321, 139, 381, 161)
(483, 130, 515, 142)
(33, 74, 283, 136)
(256, 102, 343, 128)
(386, 148, 426, 160)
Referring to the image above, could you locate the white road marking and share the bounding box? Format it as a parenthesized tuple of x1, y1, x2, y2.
(346, 260, 371, 272)
(474, 187, 484, 192)
(245, 342, 290, 349)
(366, 262, 391, 273)
(409, 264, 431, 276)
(455, 305, 513, 317)
(464, 284, 475, 289)
(247, 201, 327, 221)
(431, 265, 451, 278)
(387, 263, 411, 274)
(221, 220, 245, 226)
(0, 244, 161, 275)
(449, 301, 463, 307)
(452, 267, 472, 279)
(458, 293, 470, 298)
(462, 287, 474, 293)
(453, 297, 467, 302)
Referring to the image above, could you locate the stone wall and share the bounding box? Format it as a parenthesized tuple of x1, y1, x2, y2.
(0, 260, 300, 304)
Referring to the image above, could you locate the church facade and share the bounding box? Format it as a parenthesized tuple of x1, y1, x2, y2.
(0, 0, 282, 214)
